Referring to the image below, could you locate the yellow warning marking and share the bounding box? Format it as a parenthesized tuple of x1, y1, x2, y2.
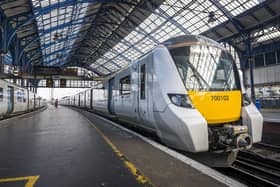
(85, 118, 153, 186)
(0, 175, 39, 187)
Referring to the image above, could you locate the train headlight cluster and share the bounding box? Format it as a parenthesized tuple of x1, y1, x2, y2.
(168, 94, 193, 108)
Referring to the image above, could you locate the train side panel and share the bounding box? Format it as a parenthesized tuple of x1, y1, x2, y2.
(13, 87, 28, 113)
(0, 81, 8, 116)
(29, 92, 35, 110)
(152, 47, 208, 152)
(85, 89, 92, 109)
(92, 85, 108, 113)
(113, 68, 137, 122)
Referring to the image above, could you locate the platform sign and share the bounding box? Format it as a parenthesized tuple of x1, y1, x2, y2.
(60, 79, 66, 88)
(47, 78, 54, 88)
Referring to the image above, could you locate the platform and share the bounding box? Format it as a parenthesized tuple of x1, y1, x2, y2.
(261, 109, 280, 123)
(259, 109, 280, 146)
(0, 106, 242, 187)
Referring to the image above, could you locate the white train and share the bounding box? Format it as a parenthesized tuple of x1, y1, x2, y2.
(62, 35, 263, 165)
(0, 79, 46, 119)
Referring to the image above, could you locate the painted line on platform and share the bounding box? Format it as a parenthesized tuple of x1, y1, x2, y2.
(84, 117, 153, 187)
(89, 112, 245, 187)
(0, 175, 39, 187)
(264, 118, 280, 123)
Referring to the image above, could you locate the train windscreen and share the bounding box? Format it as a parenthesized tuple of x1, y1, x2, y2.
(169, 44, 240, 91)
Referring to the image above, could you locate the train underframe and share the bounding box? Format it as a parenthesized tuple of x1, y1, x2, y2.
(193, 121, 253, 167)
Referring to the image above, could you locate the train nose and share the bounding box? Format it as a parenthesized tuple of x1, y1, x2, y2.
(236, 134, 252, 149)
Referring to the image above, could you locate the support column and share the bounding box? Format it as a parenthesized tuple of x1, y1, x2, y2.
(246, 39, 256, 102)
(0, 15, 8, 74)
(0, 52, 4, 73)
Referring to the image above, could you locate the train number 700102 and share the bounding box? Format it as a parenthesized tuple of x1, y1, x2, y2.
(211, 95, 229, 101)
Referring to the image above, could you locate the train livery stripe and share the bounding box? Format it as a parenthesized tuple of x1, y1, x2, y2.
(188, 90, 242, 124)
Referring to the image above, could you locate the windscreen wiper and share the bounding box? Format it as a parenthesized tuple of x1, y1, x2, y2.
(186, 60, 210, 90)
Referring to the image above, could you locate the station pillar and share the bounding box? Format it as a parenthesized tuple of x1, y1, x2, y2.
(0, 52, 4, 73)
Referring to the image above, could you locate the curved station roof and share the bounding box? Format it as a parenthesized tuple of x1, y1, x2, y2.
(0, 0, 279, 78)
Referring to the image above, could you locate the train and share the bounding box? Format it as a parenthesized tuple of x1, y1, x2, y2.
(0, 79, 46, 119)
(61, 35, 263, 166)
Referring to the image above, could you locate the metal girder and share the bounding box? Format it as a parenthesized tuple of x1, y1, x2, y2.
(18, 37, 40, 64)
(219, 16, 280, 43)
(97, 42, 131, 65)
(82, 1, 141, 63)
(80, 35, 135, 64)
(251, 41, 280, 56)
(32, 0, 112, 15)
(101, 56, 122, 68)
(156, 7, 190, 34)
(208, 0, 245, 38)
(95, 0, 196, 68)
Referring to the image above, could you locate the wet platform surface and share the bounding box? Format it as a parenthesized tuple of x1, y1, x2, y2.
(0, 106, 142, 187)
(0, 106, 239, 187)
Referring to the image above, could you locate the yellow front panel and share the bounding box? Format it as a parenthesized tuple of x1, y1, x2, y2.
(188, 90, 241, 124)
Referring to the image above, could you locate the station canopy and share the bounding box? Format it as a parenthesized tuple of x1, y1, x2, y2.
(0, 0, 279, 77)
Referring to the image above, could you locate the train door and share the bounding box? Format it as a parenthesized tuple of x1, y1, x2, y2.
(138, 63, 148, 124)
(108, 78, 115, 114)
(78, 94, 81, 107)
(33, 94, 36, 109)
(7, 86, 14, 113)
(90, 89, 93, 109)
(83, 92, 86, 108)
(27, 90, 29, 110)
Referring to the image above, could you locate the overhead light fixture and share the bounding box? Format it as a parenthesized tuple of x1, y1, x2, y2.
(208, 11, 217, 23)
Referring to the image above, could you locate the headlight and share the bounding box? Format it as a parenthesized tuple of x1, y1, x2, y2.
(168, 94, 194, 108)
(242, 93, 251, 106)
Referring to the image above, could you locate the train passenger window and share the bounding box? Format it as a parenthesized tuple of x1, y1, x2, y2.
(17, 91, 22, 102)
(0, 87, 3, 102)
(140, 64, 146, 99)
(120, 76, 131, 95)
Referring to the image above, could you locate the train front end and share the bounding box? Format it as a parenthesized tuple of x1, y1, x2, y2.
(166, 35, 263, 154)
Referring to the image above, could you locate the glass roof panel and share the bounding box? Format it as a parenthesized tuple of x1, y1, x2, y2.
(95, 0, 263, 72)
(31, 0, 90, 66)
(30, 0, 265, 75)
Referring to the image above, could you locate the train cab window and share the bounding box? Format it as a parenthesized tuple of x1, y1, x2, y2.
(120, 76, 131, 95)
(0, 87, 3, 102)
(140, 64, 146, 99)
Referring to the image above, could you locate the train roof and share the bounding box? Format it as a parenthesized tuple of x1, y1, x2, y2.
(94, 34, 224, 86)
(161, 34, 222, 49)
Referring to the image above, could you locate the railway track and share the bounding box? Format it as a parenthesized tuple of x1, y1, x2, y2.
(255, 142, 280, 153)
(223, 144, 280, 186)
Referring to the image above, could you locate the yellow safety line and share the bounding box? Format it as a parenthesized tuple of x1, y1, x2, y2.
(85, 118, 153, 186)
(0, 175, 39, 187)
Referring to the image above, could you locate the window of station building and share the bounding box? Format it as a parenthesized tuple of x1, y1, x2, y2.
(265, 52, 276, 66)
(254, 54, 264, 67)
(119, 75, 131, 95)
(140, 64, 146, 99)
(0, 87, 3, 102)
(277, 50, 280, 64)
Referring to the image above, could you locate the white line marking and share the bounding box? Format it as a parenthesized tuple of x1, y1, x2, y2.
(84, 110, 245, 187)
(264, 118, 280, 123)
